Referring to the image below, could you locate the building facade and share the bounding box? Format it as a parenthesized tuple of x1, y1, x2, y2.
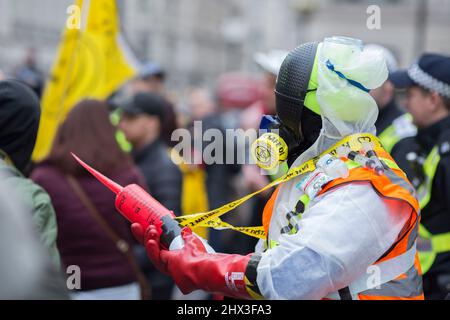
(0, 0, 449, 91)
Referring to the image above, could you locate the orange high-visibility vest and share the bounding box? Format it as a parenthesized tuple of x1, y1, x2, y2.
(262, 147, 423, 300)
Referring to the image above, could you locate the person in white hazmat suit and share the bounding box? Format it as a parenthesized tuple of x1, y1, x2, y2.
(131, 36, 424, 300)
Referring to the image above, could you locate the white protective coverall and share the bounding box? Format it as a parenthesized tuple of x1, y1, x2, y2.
(254, 37, 411, 299)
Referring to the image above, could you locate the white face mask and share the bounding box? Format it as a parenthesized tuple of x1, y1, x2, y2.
(316, 36, 388, 140)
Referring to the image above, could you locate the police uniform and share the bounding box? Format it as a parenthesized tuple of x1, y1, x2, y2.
(391, 53, 450, 299)
(412, 120, 450, 299)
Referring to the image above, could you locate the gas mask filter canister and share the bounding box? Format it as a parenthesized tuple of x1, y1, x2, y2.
(251, 115, 296, 170)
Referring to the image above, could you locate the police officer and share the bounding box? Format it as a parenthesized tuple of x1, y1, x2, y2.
(390, 53, 450, 299)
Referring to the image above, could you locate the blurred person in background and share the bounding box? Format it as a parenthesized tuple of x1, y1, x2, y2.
(187, 87, 230, 214)
(118, 92, 181, 299)
(368, 44, 417, 179)
(216, 72, 263, 134)
(129, 62, 178, 147)
(13, 47, 44, 98)
(119, 92, 182, 214)
(186, 86, 243, 255)
(32, 99, 149, 300)
(188, 87, 217, 123)
(0, 173, 68, 299)
(0, 79, 61, 269)
(130, 62, 166, 95)
(241, 50, 288, 132)
(186, 87, 226, 254)
(390, 53, 450, 300)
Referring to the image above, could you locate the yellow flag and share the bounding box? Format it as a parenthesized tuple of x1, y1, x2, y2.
(32, 0, 139, 161)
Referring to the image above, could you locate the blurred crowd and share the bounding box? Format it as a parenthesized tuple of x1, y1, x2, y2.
(1, 42, 450, 300)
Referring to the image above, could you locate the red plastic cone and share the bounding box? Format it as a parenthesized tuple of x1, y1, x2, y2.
(71, 152, 123, 194)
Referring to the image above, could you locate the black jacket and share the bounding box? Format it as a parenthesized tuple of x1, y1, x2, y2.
(132, 139, 182, 216)
(414, 116, 450, 278)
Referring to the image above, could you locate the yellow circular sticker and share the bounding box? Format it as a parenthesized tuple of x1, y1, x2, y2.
(251, 133, 288, 170)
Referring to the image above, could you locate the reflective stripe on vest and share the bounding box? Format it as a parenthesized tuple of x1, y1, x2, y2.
(279, 194, 309, 236)
(417, 146, 440, 209)
(357, 254, 424, 300)
(325, 245, 418, 300)
(262, 145, 423, 300)
(414, 145, 450, 274)
(418, 225, 450, 275)
(419, 225, 450, 255)
(264, 194, 310, 250)
(378, 113, 416, 153)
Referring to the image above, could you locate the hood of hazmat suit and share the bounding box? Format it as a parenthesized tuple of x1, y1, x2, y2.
(275, 36, 388, 167)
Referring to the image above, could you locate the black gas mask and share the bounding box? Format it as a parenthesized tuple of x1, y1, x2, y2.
(251, 42, 322, 169)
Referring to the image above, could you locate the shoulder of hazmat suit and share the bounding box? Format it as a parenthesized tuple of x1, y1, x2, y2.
(137, 37, 423, 300)
(258, 149, 421, 300)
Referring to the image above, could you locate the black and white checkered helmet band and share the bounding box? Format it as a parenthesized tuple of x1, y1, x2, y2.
(407, 63, 450, 98)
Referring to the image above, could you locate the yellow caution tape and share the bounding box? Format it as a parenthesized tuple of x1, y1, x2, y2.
(175, 133, 382, 238)
(195, 217, 266, 239)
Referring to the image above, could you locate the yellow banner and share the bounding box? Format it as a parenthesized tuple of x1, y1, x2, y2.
(32, 0, 139, 161)
(175, 133, 382, 238)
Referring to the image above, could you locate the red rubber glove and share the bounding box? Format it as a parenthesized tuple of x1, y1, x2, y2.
(131, 223, 170, 274)
(131, 223, 259, 299)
